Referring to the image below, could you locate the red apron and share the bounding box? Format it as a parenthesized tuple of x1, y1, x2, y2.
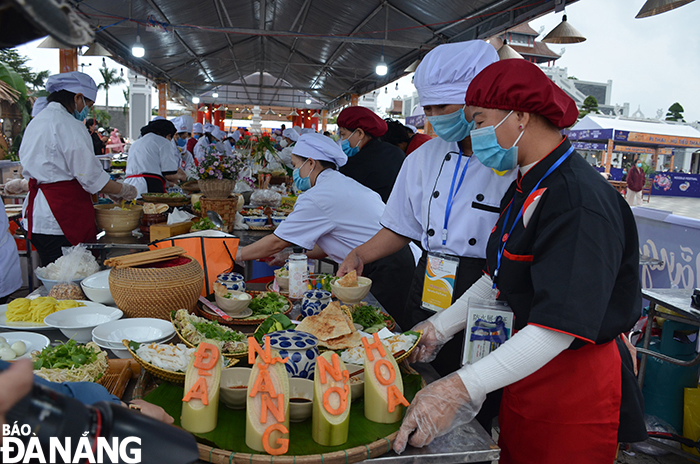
(498, 340, 621, 464)
(26, 178, 98, 245)
(125, 174, 166, 192)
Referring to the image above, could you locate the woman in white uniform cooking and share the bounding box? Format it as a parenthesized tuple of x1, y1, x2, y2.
(193, 123, 226, 163)
(277, 128, 299, 169)
(20, 72, 137, 265)
(170, 116, 196, 177)
(124, 119, 186, 198)
(236, 133, 415, 321)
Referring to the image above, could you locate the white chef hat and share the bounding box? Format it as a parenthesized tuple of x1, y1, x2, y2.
(152, 116, 165, 121)
(413, 40, 498, 106)
(282, 128, 299, 142)
(203, 122, 216, 133)
(405, 124, 417, 133)
(45, 71, 98, 102)
(293, 125, 302, 134)
(231, 131, 241, 141)
(177, 114, 194, 133)
(292, 133, 347, 168)
(192, 122, 203, 133)
(300, 128, 316, 135)
(170, 116, 185, 133)
(31, 97, 48, 117)
(212, 127, 226, 141)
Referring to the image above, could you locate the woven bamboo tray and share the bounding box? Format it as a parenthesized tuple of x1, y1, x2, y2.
(171, 312, 249, 359)
(124, 340, 188, 384)
(136, 363, 424, 464)
(108, 256, 204, 319)
(246, 225, 276, 231)
(196, 291, 292, 326)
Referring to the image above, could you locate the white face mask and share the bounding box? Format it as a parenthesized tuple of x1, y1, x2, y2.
(280, 139, 288, 148)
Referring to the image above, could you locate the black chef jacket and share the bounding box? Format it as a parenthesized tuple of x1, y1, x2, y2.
(486, 137, 646, 442)
(339, 137, 404, 203)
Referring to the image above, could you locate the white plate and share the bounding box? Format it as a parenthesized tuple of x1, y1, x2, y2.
(200, 304, 253, 319)
(0, 300, 112, 330)
(91, 337, 133, 359)
(92, 318, 175, 345)
(0, 332, 50, 359)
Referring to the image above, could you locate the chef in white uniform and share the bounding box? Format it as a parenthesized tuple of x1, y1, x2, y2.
(236, 133, 415, 322)
(193, 123, 222, 163)
(277, 128, 299, 169)
(20, 72, 137, 265)
(124, 119, 184, 198)
(170, 116, 196, 177)
(339, 41, 516, 382)
(0, 212, 22, 304)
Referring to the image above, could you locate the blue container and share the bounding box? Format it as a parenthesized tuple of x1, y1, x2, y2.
(642, 320, 700, 432)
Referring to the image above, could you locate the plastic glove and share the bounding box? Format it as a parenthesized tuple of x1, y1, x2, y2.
(337, 249, 364, 277)
(269, 250, 290, 267)
(407, 320, 451, 364)
(4, 178, 29, 195)
(393, 371, 485, 454)
(108, 182, 138, 202)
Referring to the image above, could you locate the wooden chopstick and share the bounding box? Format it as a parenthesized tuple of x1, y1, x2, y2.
(104, 247, 185, 269)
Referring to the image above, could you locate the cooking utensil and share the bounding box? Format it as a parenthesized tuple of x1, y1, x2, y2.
(207, 210, 224, 230)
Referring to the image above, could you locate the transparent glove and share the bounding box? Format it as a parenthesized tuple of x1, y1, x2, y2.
(269, 250, 290, 267)
(407, 320, 451, 364)
(393, 370, 486, 454)
(337, 249, 364, 277)
(108, 182, 138, 202)
(4, 178, 29, 195)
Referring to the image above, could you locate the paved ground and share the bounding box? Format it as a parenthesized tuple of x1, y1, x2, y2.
(635, 195, 700, 220)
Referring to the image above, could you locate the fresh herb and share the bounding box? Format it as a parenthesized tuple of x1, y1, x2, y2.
(352, 305, 386, 331)
(191, 218, 216, 230)
(249, 292, 288, 316)
(193, 201, 201, 212)
(254, 314, 294, 343)
(33, 340, 99, 370)
(192, 320, 245, 342)
(148, 192, 186, 198)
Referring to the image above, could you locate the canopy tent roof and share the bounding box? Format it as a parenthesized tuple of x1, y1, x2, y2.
(70, 0, 579, 109)
(573, 115, 700, 139)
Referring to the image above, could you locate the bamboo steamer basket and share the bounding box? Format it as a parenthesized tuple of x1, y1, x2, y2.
(109, 255, 204, 320)
(199, 195, 239, 232)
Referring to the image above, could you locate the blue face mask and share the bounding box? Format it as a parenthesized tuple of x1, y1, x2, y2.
(73, 96, 90, 121)
(293, 159, 312, 191)
(340, 130, 360, 157)
(636, 163, 642, 168)
(176, 138, 187, 147)
(426, 106, 475, 142)
(470, 110, 523, 172)
(193, 134, 200, 140)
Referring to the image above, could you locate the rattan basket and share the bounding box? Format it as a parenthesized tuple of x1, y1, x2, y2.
(123, 340, 187, 384)
(198, 179, 235, 199)
(171, 312, 249, 359)
(108, 256, 204, 319)
(199, 195, 239, 232)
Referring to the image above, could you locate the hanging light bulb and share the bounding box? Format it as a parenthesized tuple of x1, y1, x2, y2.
(395, 82, 399, 91)
(305, 98, 312, 105)
(212, 91, 219, 98)
(191, 96, 200, 104)
(542, 14, 586, 44)
(385, 87, 388, 94)
(375, 55, 388, 76)
(131, 30, 145, 58)
(120, 68, 124, 77)
(102, 57, 106, 67)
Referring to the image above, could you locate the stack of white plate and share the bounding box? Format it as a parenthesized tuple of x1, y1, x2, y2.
(80, 270, 114, 305)
(91, 318, 176, 359)
(43, 304, 123, 343)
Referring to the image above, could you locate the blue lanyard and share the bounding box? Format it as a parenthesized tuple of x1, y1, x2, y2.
(442, 148, 470, 246)
(493, 146, 575, 288)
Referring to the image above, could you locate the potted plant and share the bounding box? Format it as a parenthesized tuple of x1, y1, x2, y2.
(197, 146, 244, 199)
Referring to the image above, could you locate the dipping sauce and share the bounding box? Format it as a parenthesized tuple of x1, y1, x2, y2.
(228, 385, 247, 389)
(289, 397, 311, 403)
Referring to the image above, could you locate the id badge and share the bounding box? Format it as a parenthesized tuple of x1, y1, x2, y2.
(461, 298, 513, 366)
(421, 252, 459, 312)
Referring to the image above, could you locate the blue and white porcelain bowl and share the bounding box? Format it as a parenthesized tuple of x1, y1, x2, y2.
(271, 215, 286, 226)
(301, 289, 332, 318)
(265, 330, 319, 380)
(244, 216, 268, 227)
(216, 272, 246, 292)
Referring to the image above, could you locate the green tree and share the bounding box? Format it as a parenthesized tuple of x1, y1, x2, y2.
(0, 49, 49, 91)
(579, 95, 600, 118)
(665, 102, 685, 122)
(97, 65, 125, 107)
(93, 108, 112, 128)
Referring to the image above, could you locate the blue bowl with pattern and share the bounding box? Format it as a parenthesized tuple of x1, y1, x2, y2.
(265, 330, 319, 380)
(244, 216, 268, 227)
(216, 272, 246, 292)
(301, 289, 332, 318)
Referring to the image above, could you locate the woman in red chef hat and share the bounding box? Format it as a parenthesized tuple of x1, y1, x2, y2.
(395, 59, 646, 463)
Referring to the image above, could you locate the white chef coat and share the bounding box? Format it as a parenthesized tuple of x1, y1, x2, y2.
(274, 169, 386, 263)
(124, 133, 179, 198)
(20, 102, 111, 235)
(277, 145, 294, 169)
(223, 140, 234, 157)
(382, 137, 516, 258)
(0, 212, 22, 297)
(193, 136, 213, 163)
(173, 139, 196, 175)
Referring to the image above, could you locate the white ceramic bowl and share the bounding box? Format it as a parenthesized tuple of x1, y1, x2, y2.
(91, 337, 133, 359)
(289, 378, 314, 422)
(271, 215, 286, 226)
(330, 276, 372, 303)
(273, 269, 289, 292)
(43, 304, 123, 343)
(220, 367, 253, 409)
(92, 318, 175, 347)
(37, 276, 84, 292)
(214, 291, 252, 316)
(80, 270, 114, 305)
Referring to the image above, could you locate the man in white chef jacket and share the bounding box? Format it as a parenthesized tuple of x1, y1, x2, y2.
(338, 42, 517, 430)
(236, 133, 415, 322)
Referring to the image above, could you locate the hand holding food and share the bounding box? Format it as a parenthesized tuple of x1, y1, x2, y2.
(337, 251, 365, 278)
(127, 399, 174, 425)
(110, 182, 138, 201)
(407, 320, 448, 364)
(393, 372, 477, 454)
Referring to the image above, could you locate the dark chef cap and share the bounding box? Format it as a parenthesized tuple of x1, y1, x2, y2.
(336, 106, 388, 137)
(465, 60, 579, 129)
